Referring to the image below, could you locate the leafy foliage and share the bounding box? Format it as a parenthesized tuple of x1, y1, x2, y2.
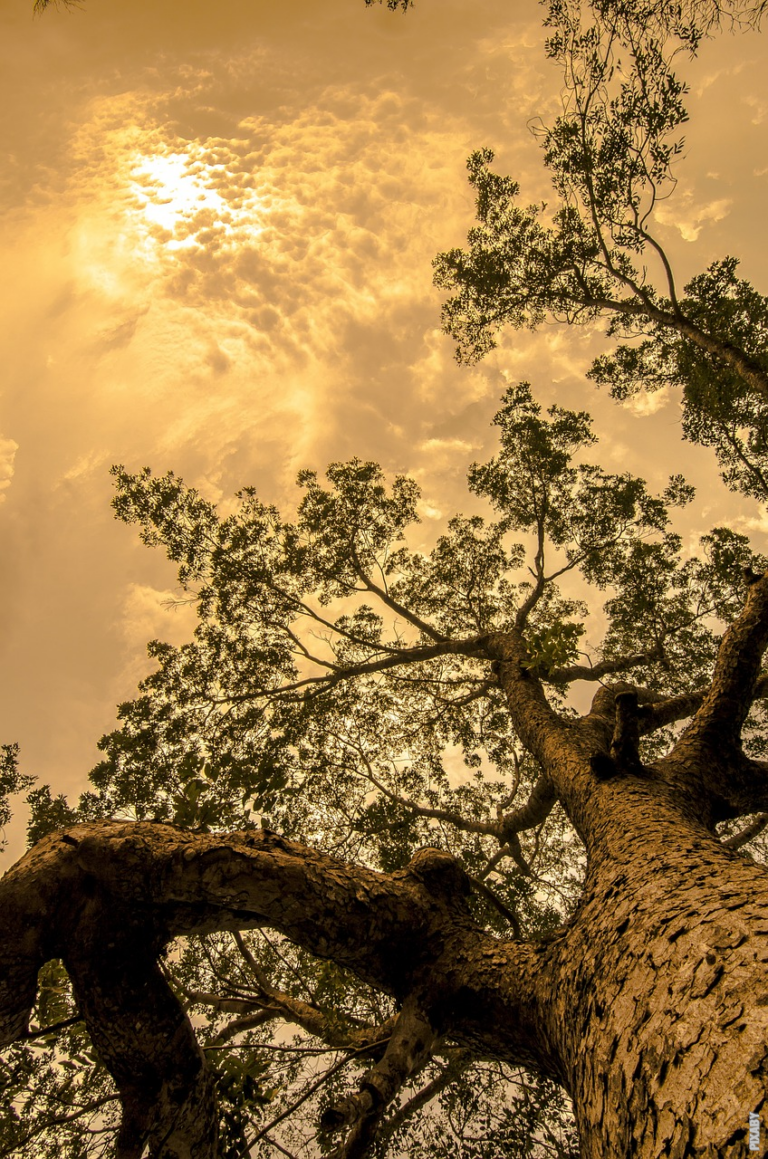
(363, 0, 412, 10)
(0, 746, 33, 855)
(589, 258, 768, 500)
(0, 963, 117, 1159)
(434, 4, 768, 510)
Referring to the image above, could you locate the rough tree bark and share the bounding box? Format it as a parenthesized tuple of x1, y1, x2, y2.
(3, 572, 768, 1158)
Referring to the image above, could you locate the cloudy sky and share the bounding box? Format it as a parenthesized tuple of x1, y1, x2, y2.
(1, 0, 767, 864)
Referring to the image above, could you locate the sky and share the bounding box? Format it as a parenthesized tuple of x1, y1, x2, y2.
(1, 0, 768, 865)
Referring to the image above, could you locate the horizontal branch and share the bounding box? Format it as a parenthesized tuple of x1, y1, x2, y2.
(592, 672, 768, 737)
(548, 647, 663, 685)
(0, 822, 558, 1158)
(215, 636, 490, 705)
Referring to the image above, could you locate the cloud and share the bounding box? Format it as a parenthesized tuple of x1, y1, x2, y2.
(622, 386, 672, 418)
(60, 450, 110, 484)
(654, 192, 732, 242)
(418, 500, 443, 520)
(0, 437, 19, 503)
(120, 582, 195, 643)
(91, 308, 149, 353)
(742, 93, 768, 125)
(4, 0, 766, 847)
(1, 67, 508, 503)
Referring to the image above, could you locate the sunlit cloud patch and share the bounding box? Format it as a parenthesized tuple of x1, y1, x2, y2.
(0, 437, 19, 504)
(128, 148, 262, 251)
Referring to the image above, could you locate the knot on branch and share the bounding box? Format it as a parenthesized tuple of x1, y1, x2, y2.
(588, 690, 650, 780)
(321, 1090, 374, 1133)
(609, 690, 644, 775)
(611, 690, 640, 761)
(403, 848, 470, 898)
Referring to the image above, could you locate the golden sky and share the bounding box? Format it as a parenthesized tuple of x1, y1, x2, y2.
(1, 0, 768, 863)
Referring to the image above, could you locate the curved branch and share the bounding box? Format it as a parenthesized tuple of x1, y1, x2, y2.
(501, 772, 558, 837)
(0, 823, 559, 1158)
(681, 571, 768, 753)
(640, 577, 768, 820)
(209, 1010, 274, 1046)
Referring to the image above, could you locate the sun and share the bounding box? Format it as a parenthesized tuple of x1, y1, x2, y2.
(128, 149, 249, 252)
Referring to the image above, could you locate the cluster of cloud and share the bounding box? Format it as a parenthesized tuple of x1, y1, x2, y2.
(0, 437, 18, 505)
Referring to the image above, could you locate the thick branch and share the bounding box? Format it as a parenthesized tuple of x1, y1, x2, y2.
(217, 636, 489, 706)
(628, 577, 768, 820)
(0, 823, 559, 1158)
(484, 631, 591, 834)
(635, 670, 768, 735)
(679, 571, 768, 753)
(500, 772, 558, 837)
(548, 647, 663, 684)
(376, 1050, 472, 1146)
(589, 294, 768, 400)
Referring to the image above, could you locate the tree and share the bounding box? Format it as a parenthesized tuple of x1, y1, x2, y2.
(434, 0, 768, 500)
(4, 401, 768, 1158)
(5, 2, 768, 1157)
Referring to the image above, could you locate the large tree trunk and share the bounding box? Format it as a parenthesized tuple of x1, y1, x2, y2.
(543, 778, 768, 1158)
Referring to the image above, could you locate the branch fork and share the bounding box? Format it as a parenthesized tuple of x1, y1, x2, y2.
(321, 995, 438, 1159)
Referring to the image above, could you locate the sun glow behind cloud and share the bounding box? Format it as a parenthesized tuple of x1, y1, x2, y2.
(128, 147, 264, 253)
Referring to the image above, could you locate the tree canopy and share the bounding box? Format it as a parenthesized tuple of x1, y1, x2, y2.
(5, 1, 768, 1158)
